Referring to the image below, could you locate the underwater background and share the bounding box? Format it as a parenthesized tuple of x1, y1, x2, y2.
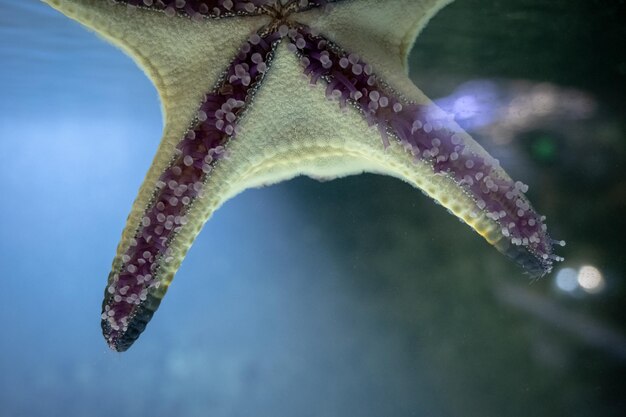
(1, 0, 625, 416)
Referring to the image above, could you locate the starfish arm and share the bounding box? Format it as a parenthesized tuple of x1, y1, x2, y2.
(294, 0, 562, 271)
(98, 26, 287, 350)
(288, 26, 559, 270)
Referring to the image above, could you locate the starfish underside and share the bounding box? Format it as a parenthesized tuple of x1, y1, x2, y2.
(43, 0, 562, 351)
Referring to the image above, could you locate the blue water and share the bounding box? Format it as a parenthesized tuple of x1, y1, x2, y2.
(1, 1, 625, 416)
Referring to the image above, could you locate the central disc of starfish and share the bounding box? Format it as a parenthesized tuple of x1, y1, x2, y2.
(43, 0, 563, 352)
(263, 0, 296, 19)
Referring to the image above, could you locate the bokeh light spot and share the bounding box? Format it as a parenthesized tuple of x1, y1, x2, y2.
(555, 267, 578, 293)
(577, 265, 605, 294)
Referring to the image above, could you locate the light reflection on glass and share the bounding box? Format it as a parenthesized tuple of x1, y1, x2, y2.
(432, 79, 501, 130)
(433, 79, 597, 145)
(578, 265, 605, 294)
(553, 264, 606, 296)
(555, 267, 578, 293)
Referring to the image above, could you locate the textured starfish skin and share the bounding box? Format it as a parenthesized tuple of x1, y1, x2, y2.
(43, 0, 561, 351)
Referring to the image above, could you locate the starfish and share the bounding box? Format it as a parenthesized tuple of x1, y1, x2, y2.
(43, 0, 563, 352)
